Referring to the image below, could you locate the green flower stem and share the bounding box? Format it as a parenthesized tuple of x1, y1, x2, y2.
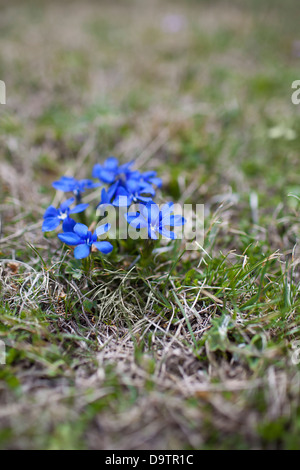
(82, 254, 93, 274)
(78, 211, 87, 226)
(139, 239, 156, 267)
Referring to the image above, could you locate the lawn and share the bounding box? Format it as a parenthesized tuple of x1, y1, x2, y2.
(1, 0, 300, 450)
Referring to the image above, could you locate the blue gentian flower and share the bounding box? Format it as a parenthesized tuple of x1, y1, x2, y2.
(58, 223, 113, 259)
(52, 176, 100, 202)
(93, 158, 160, 207)
(97, 181, 119, 209)
(125, 202, 186, 239)
(132, 170, 162, 189)
(142, 171, 162, 188)
(42, 198, 89, 232)
(92, 157, 134, 184)
(113, 179, 155, 207)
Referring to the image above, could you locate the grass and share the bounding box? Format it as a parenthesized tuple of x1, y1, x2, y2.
(1, 0, 300, 450)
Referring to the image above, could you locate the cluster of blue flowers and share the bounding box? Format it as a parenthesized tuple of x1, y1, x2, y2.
(93, 157, 159, 207)
(43, 157, 185, 260)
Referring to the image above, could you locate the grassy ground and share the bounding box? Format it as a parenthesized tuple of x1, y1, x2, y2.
(1, 0, 300, 450)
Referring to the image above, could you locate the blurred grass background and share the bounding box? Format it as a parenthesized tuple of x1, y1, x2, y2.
(1, 0, 300, 212)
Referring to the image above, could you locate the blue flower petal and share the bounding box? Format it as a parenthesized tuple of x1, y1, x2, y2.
(62, 217, 76, 232)
(60, 197, 75, 212)
(92, 164, 102, 179)
(139, 182, 156, 196)
(113, 188, 131, 206)
(73, 223, 89, 238)
(105, 157, 119, 169)
(99, 170, 116, 183)
(43, 206, 58, 218)
(42, 217, 61, 232)
(169, 215, 186, 227)
(144, 202, 160, 224)
(96, 223, 111, 237)
(149, 177, 162, 188)
(80, 179, 100, 189)
(125, 212, 140, 223)
(99, 182, 119, 206)
(74, 244, 91, 259)
(113, 196, 131, 207)
(126, 179, 140, 194)
(161, 202, 174, 219)
(142, 171, 156, 179)
(93, 241, 113, 254)
(69, 203, 89, 214)
(126, 214, 148, 229)
(118, 161, 134, 173)
(107, 181, 120, 199)
(140, 204, 150, 220)
(128, 170, 141, 180)
(58, 232, 82, 245)
(52, 177, 75, 192)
